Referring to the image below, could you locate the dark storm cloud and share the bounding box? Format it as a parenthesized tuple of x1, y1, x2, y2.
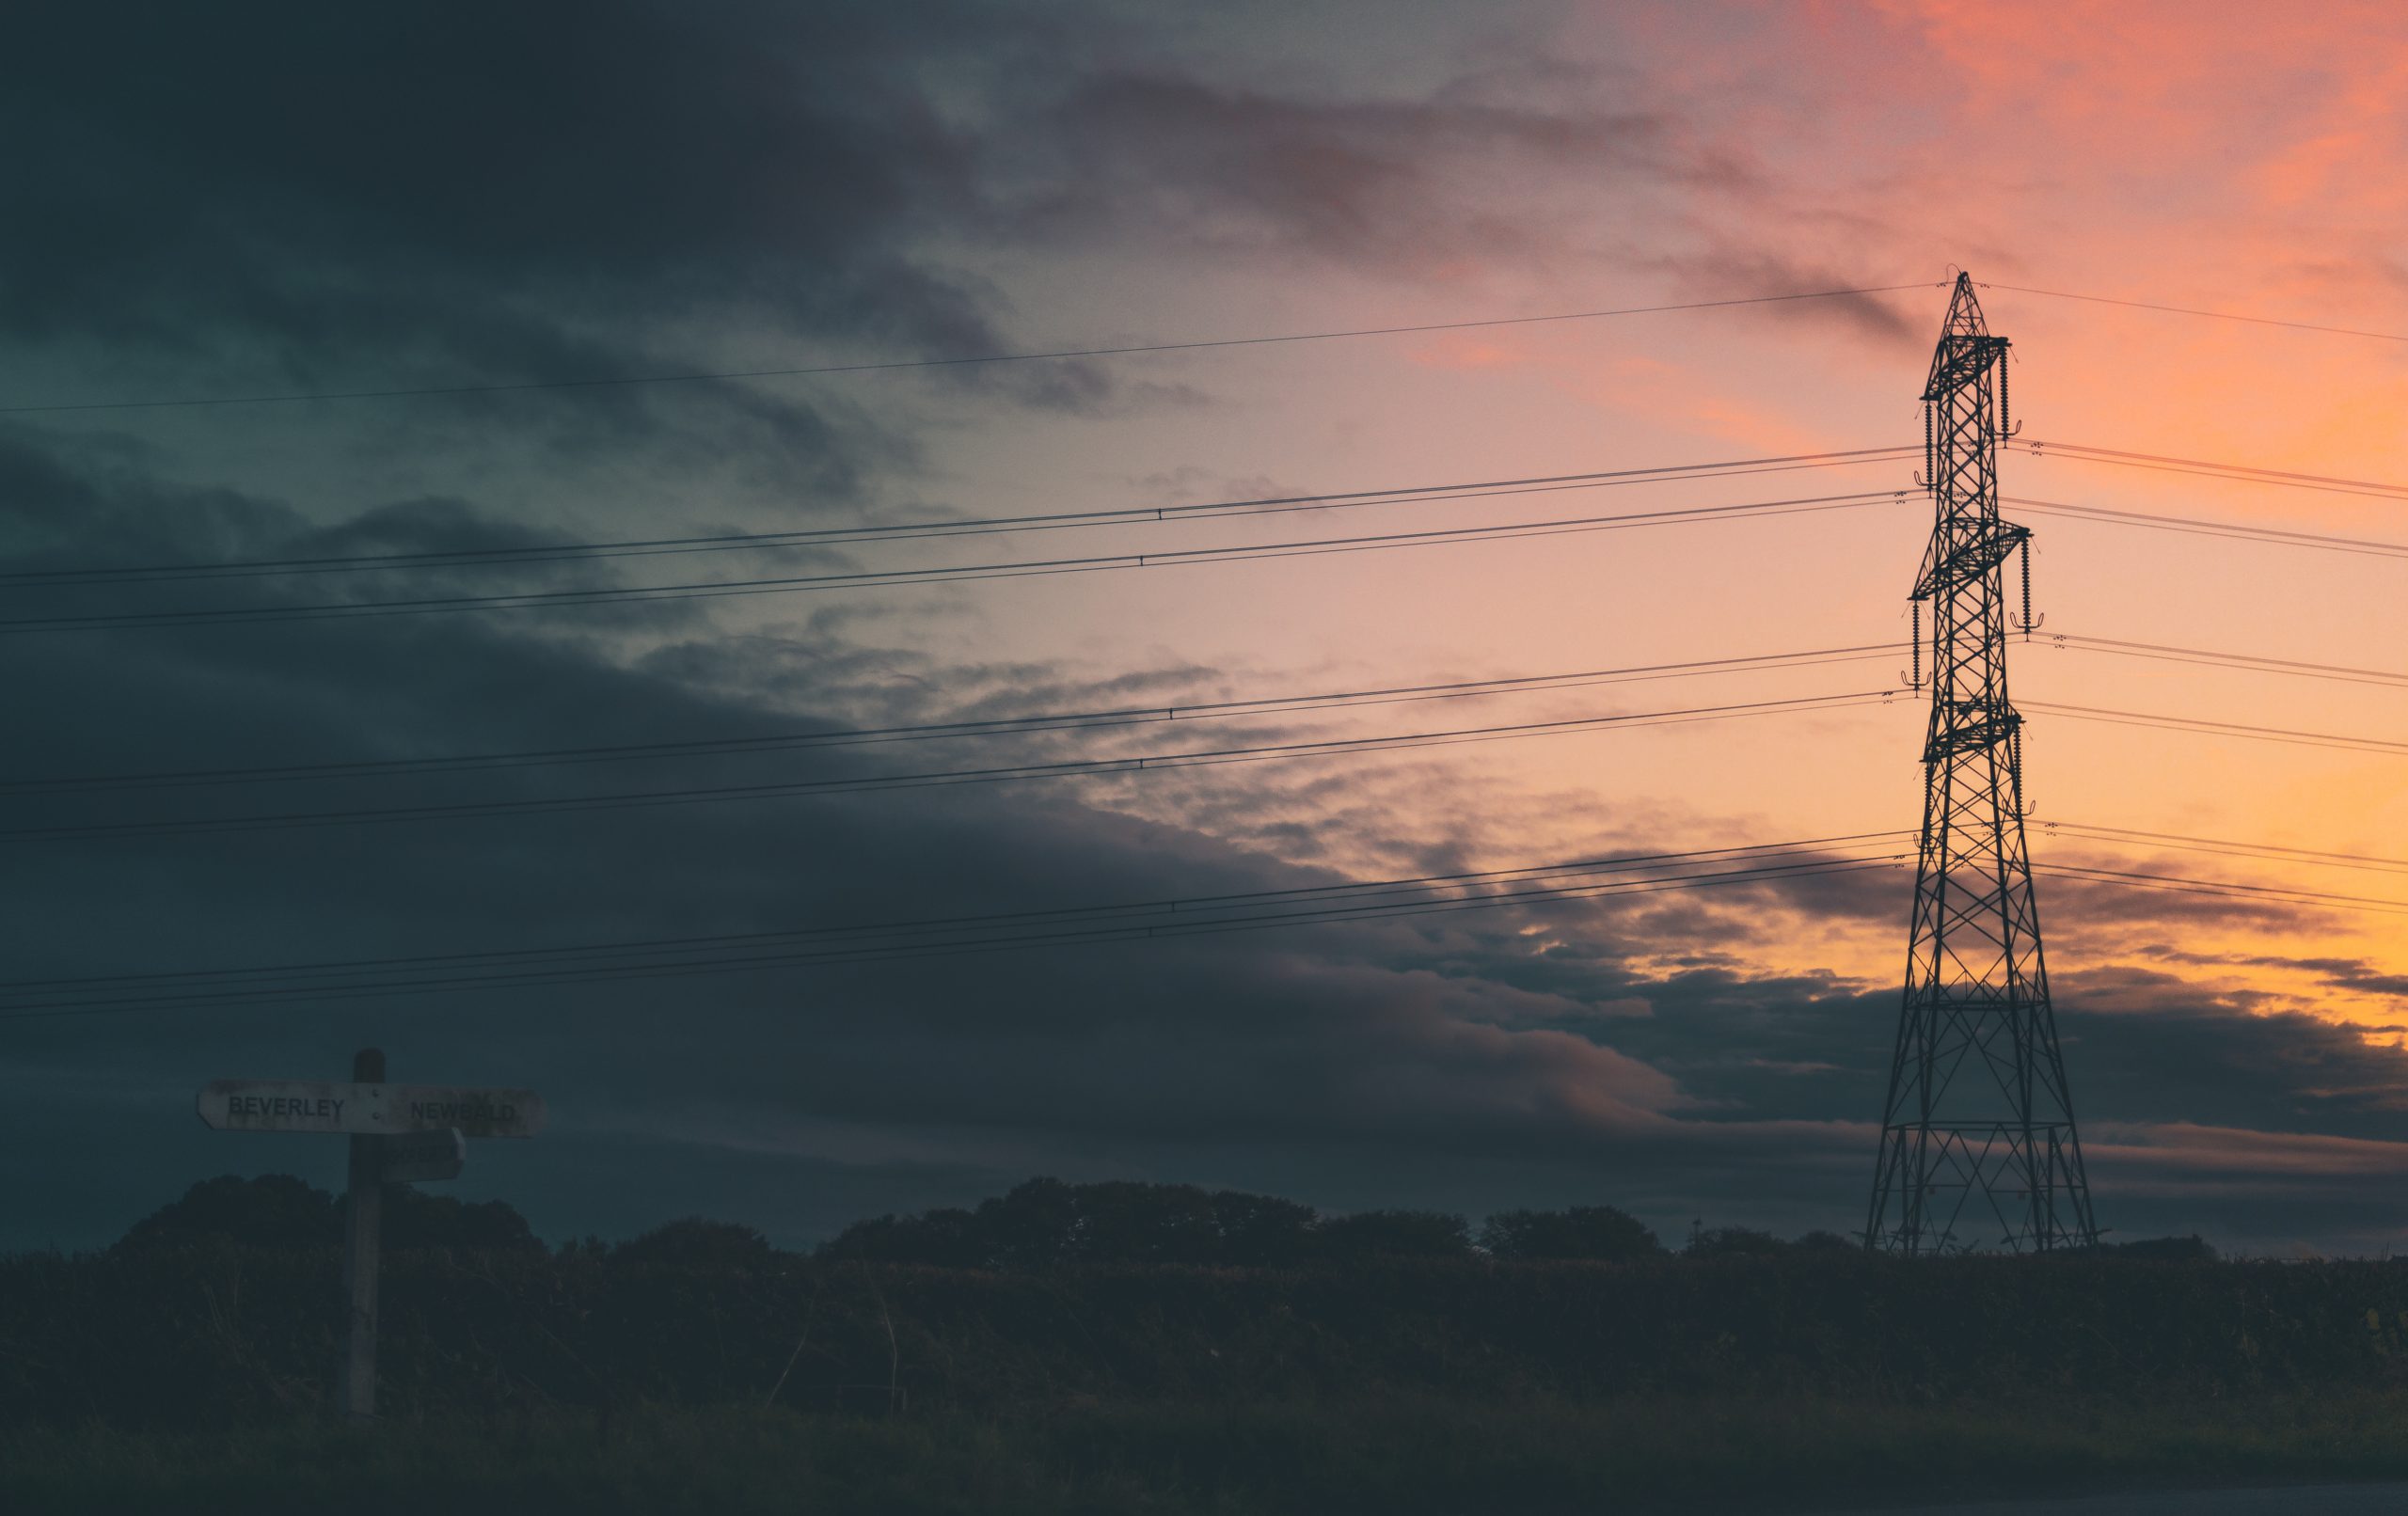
(5, 3, 995, 356)
(0, 0, 1147, 488)
(987, 67, 1729, 274)
(8, 3, 2405, 1259)
(0, 0, 1849, 451)
(1646, 249, 1927, 348)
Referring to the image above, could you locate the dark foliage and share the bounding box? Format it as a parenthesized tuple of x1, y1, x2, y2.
(823, 1177, 1333, 1269)
(1480, 1206, 1662, 1261)
(386, 1192, 545, 1253)
(2109, 1235, 2221, 1261)
(119, 1175, 338, 1252)
(33, 1176, 2382, 1436)
(11, 1238, 2408, 1432)
(1792, 1230, 1860, 1253)
(118, 1175, 539, 1255)
(1685, 1225, 1788, 1258)
(1319, 1209, 1473, 1259)
(613, 1218, 776, 1270)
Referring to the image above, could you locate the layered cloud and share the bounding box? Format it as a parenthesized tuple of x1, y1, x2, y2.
(5, 1, 2408, 1255)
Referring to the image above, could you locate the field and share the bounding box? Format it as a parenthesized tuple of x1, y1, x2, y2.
(14, 1237, 2408, 1510)
(15, 1392, 2408, 1513)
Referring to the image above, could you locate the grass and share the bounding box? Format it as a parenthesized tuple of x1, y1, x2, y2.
(14, 1392, 2408, 1515)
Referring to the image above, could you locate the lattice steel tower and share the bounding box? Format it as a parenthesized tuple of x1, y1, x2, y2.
(1864, 274, 2099, 1254)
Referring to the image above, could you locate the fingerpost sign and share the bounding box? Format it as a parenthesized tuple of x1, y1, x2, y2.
(197, 1049, 546, 1421)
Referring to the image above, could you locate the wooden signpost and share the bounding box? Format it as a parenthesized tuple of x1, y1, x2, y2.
(197, 1049, 546, 1422)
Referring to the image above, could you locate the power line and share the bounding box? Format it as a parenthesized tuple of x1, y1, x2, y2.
(1983, 281, 2408, 346)
(24, 685, 2408, 845)
(0, 488, 1914, 635)
(0, 448, 1919, 587)
(2020, 439, 2408, 504)
(3, 689, 1900, 842)
(0, 829, 1919, 994)
(0, 284, 1940, 418)
(42, 427, 2405, 592)
(17, 627, 2395, 798)
(0, 838, 1921, 1018)
(10, 822, 2406, 1019)
(7, 629, 2393, 809)
(2043, 862, 2408, 918)
(2043, 633, 2408, 690)
(8, 432, 2386, 595)
(2027, 700, 2408, 758)
(2045, 822, 2408, 878)
(2007, 496, 2408, 561)
(9, 484, 2395, 639)
(0, 643, 1911, 795)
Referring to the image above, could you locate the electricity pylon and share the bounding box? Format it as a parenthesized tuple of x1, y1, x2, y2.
(1864, 274, 2099, 1254)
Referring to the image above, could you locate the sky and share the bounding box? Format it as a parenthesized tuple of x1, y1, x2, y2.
(8, 0, 2408, 1255)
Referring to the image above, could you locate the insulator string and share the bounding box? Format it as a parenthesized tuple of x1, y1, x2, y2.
(2020, 538, 2034, 638)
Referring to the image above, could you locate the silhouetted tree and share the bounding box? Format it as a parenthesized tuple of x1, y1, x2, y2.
(1319, 1209, 1472, 1259)
(1071, 1181, 1226, 1264)
(1792, 1230, 1860, 1253)
(117, 1174, 339, 1251)
(385, 1189, 543, 1252)
(615, 1217, 776, 1269)
(1480, 1206, 1661, 1261)
(823, 1179, 1326, 1270)
(2108, 1235, 2219, 1261)
(976, 1177, 1084, 1270)
(1211, 1190, 1320, 1266)
(820, 1208, 989, 1268)
(1685, 1225, 1786, 1258)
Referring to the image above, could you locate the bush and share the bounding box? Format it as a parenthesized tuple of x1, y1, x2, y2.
(1792, 1231, 1860, 1253)
(118, 1175, 539, 1255)
(1685, 1226, 1787, 1259)
(118, 1176, 339, 1252)
(1320, 1210, 1472, 1260)
(2108, 1235, 2219, 1261)
(819, 1178, 1323, 1269)
(614, 1218, 777, 1269)
(1481, 1207, 1662, 1261)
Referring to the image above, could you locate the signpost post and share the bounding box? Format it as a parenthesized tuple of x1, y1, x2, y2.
(197, 1049, 545, 1422)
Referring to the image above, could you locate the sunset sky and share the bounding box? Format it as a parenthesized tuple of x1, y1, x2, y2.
(8, 0, 2408, 1254)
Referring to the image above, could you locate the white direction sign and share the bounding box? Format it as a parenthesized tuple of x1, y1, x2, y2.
(198, 1080, 545, 1138)
(382, 1128, 467, 1183)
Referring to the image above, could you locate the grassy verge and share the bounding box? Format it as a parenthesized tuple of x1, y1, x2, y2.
(12, 1393, 2408, 1514)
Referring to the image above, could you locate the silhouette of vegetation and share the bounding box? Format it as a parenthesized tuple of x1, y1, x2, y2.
(21, 1394, 2408, 1515)
(824, 1177, 1335, 1268)
(119, 1174, 540, 1254)
(2109, 1234, 2220, 1261)
(11, 1172, 2394, 1452)
(119, 1174, 338, 1252)
(613, 1217, 776, 1269)
(1479, 1205, 1661, 1260)
(1685, 1224, 1788, 1258)
(1318, 1208, 1472, 1259)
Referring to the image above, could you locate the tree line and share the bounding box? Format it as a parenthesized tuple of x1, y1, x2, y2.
(108, 1172, 2211, 1267)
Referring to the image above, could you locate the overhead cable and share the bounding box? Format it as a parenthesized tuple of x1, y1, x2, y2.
(4, 690, 1901, 841)
(0, 643, 1911, 795)
(0, 489, 1914, 635)
(0, 284, 1940, 417)
(0, 448, 1920, 586)
(1984, 281, 2408, 346)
